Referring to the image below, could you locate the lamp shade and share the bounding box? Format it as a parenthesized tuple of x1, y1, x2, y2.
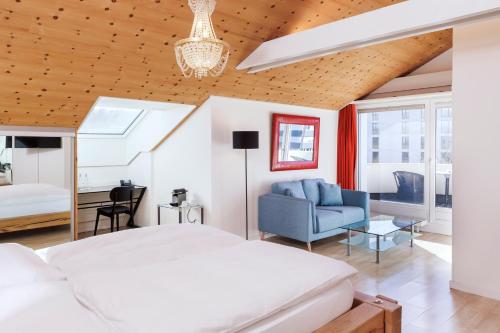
(232, 131, 259, 149)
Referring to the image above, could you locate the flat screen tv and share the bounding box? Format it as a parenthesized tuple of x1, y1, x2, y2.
(15, 136, 62, 148)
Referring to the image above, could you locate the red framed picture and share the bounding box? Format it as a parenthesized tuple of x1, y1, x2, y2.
(271, 113, 320, 171)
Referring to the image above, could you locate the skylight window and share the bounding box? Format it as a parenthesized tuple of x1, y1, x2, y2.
(78, 107, 144, 135)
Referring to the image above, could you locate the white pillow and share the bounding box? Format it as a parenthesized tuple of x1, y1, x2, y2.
(0, 243, 66, 289)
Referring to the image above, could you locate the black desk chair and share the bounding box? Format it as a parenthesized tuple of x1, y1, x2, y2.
(94, 186, 134, 236)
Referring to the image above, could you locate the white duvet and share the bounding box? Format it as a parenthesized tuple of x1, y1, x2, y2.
(71, 240, 356, 333)
(0, 281, 111, 333)
(0, 183, 70, 218)
(8, 224, 357, 333)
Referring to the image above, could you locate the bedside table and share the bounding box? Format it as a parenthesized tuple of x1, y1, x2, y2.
(157, 203, 204, 225)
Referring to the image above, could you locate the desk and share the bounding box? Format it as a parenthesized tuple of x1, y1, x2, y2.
(78, 185, 146, 228)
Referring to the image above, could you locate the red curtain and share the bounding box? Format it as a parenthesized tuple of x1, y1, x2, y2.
(337, 104, 357, 190)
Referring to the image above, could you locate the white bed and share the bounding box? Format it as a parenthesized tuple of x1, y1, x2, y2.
(3, 224, 357, 333)
(0, 183, 70, 219)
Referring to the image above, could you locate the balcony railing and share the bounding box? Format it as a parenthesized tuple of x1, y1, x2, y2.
(366, 163, 452, 208)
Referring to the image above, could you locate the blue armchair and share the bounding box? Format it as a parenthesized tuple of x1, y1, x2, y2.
(258, 178, 369, 251)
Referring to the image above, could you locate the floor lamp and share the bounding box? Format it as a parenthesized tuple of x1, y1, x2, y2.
(232, 131, 259, 240)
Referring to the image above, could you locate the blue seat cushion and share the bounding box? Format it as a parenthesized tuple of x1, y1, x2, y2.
(315, 209, 344, 233)
(317, 206, 365, 224)
(319, 182, 343, 206)
(301, 178, 325, 205)
(271, 181, 306, 200)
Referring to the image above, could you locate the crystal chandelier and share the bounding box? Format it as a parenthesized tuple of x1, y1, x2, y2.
(175, 0, 230, 79)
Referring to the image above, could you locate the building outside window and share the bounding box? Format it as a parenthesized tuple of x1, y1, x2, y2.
(402, 151, 409, 163)
(402, 136, 410, 150)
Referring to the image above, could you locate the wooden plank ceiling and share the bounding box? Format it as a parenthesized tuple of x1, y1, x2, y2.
(0, 0, 452, 128)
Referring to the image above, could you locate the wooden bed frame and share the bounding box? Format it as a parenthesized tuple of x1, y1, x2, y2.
(316, 291, 401, 333)
(0, 211, 71, 234)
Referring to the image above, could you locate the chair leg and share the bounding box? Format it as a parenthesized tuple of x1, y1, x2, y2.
(94, 213, 100, 236)
(116, 214, 120, 231)
(307, 242, 312, 252)
(110, 215, 114, 233)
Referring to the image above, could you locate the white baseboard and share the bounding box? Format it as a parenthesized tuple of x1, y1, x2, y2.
(450, 280, 500, 301)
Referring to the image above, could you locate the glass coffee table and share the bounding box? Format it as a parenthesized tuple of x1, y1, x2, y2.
(339, 215, 423, 263)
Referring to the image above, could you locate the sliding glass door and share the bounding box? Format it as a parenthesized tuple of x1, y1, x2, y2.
(357, 95, 452, 234)
(430, 103, 453, 233)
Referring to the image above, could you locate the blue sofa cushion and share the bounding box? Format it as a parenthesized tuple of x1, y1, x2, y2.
(315, 209, 344, 233)
(271, 181, 306, 199)
(301, 178, 325, 205)
(318, 206, 365, 224)
(319, 182, 343, 206)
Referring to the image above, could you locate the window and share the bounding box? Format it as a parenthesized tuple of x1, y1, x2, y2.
(441, 136, 452, 150)
(79, 107, 144, 135)
(440, 120, 452, 134)
(402, 136, 409, 150)
(440, 152, 452, 164)
(402, 122, 409, 135)
(402, 110, 410, 120)
(359, 104, 426, 205)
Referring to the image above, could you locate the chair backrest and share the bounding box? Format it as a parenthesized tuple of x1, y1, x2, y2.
(393, 171, 424, 198)
(109, 186, 133, 204)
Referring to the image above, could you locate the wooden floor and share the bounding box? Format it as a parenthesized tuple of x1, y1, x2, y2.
(2, 227, 499, 332)
(0, 225, 130, 250)
(269, 233, 500, 333)
(0, 225, 71, 249)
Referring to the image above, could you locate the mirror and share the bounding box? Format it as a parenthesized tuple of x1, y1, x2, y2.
(271, 114, 320, 171)
(278, 123, 315, 162)
(0, 136, 13, 185)
(0, 135, 71, 240)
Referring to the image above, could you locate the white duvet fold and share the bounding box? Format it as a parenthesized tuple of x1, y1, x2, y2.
(0, 183, 69, 207)
(43, 224, 244, 276)
(0, 183, 70, 218)
(70, 240, 357, 333)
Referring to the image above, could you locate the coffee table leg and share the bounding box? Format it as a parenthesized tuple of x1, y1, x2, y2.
(347, 229, 352, 256)
(410, 224, 414, 247)
(376, 235, 380, 264)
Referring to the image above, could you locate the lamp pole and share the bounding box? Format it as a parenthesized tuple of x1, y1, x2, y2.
(232, 131, 258, 241)
(245, 149, 248, 240)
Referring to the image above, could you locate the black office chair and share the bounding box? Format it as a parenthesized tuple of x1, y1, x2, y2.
(94, 186, 134, 236)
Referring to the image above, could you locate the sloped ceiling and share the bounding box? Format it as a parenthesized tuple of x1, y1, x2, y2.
(0, 0, 452, 128)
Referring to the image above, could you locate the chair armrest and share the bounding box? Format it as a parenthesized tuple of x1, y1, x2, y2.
(258, 193, 314, 242)
(342, 189, 370, 220)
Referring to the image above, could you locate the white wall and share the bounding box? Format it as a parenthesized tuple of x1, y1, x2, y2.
(77, 107, 192, 188)
(451, 17, 500, 300)
(152, 102, 212, 227)
(209, 96, 338, 239)
(78, 138, 126, 167)
(367, 50, 452, 99)
(12, 137, 71, 189)
(77, 137, 127, 187)
(125, 108, 191, 161)
(127, 152, 153, 226)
